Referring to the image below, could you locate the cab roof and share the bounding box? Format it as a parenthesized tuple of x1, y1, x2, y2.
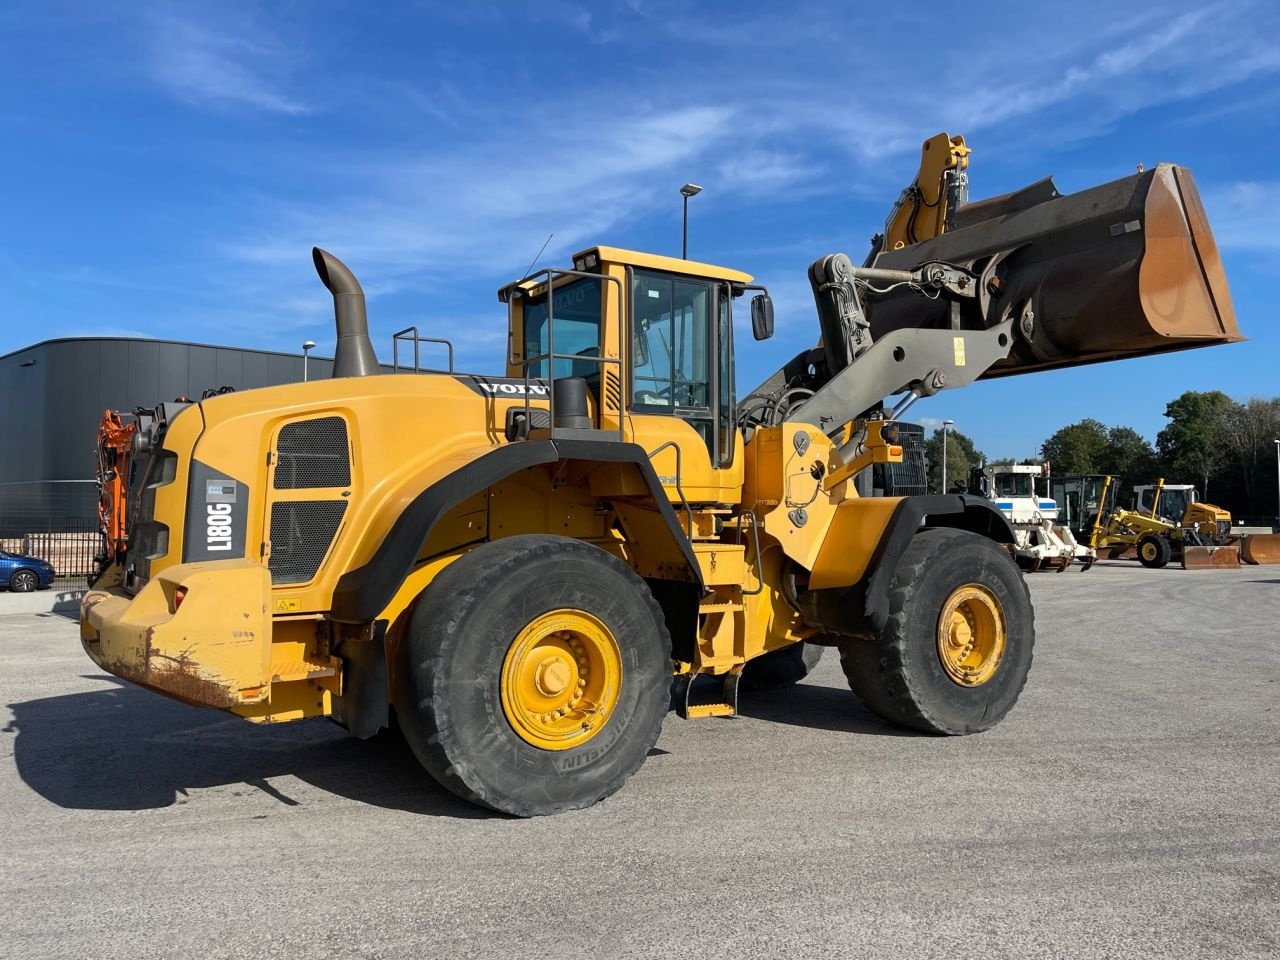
(497, 245, 753, 303)
(579, 246, 753, 284)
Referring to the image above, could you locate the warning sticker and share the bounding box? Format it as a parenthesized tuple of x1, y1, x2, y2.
(953, 337, 966, 367)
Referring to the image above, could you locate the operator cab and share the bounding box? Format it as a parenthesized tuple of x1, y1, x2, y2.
(498, 246, 774, 501)
(1135, 484, 1195, 523)
(973, 463, 1049, 501)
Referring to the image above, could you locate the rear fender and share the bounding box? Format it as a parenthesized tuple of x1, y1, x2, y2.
(331, 438, 701, 623)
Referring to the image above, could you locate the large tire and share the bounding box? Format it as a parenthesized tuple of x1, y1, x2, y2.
(1137, 534, 1170, 569)
(740, 642, 824, 691)
(838, 528, 1034, 735)
(395, 535, 671, 817)
(8, 569, 38, 593)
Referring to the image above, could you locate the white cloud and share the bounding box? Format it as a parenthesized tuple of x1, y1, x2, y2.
(227, 105, 739, 279)
(717, 150, 823, 195)
(1203, 181, 1280, 252)
(81, 0, 1279, 371)
(146, 10, 307, 114)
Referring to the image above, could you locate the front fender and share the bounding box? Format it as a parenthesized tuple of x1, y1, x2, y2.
(801, 495, 1015, 636)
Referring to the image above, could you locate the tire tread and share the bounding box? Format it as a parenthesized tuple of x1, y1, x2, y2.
(839, 528, 1035, 735)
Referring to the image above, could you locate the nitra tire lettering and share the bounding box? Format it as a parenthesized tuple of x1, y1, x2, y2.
(207, 502, 233, 551)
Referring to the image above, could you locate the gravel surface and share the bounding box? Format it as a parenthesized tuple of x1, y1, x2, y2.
(3, 562, 1278, 958)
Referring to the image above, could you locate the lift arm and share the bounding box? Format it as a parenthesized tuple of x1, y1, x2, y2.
(789, 257, 1013, 445)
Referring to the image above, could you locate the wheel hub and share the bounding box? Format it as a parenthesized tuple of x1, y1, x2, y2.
(937, 584, 1006, 687)
(501, 609, 622, 751)
(534, 656, 572, 696)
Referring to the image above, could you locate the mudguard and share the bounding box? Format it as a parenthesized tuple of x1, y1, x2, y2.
(800, 495, 1015, 637)
(330, 438, 701, 623)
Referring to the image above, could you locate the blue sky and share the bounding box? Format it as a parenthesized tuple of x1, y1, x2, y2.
(2, 0, 1276, 458)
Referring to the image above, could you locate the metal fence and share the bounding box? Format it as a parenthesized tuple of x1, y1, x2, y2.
(1, 517, 100, 588)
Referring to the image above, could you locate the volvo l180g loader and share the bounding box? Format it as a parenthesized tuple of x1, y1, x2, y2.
(81, 146, 1241, 815)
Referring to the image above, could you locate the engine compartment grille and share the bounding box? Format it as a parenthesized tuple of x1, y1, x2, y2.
(267, 501, 347, 584)
(274, 417, 351, 489)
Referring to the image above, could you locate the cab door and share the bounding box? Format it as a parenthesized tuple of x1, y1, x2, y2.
(626, 269, 743, 503)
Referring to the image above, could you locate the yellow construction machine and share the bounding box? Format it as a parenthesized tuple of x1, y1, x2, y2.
(1088, 477, 1239, 568)
(81, 136, 1242, 815)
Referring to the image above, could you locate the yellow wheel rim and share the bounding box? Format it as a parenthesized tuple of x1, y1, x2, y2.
(1141, 541, 1157, 561)
(937, 584, 1007, 687)
(500, 608, 622, 751)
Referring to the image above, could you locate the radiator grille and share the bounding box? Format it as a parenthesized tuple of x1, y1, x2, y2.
(274, 417, 350, 489)
(267, 501, 347, 584)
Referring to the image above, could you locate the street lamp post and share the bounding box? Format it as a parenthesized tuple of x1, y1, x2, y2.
(1274, 439, 1279, 531)
(302, 340, 316, 382)
(941, 419, 955, 494)
(680, 183, 702, 259)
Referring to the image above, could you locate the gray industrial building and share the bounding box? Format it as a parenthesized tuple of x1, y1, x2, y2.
(0, 337, 340, 533)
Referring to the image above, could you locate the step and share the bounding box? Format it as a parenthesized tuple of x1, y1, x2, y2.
(271, 657, 340, 683)
(697, 600, 744, 613)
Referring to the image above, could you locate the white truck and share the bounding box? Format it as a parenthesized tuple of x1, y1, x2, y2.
(972, 464, 1095, 571)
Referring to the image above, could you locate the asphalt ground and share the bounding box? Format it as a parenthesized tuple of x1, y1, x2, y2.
(2, 562, 1278, 959)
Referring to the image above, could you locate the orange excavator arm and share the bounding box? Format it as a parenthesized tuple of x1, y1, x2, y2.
(95, 410, 137, 572)
(875, 132, 971, 258)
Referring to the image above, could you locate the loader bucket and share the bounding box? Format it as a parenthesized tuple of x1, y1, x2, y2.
(869, 164, 1242, 376)
(1241, 534, 1280, 565)
(1181, 545, 1241, 570)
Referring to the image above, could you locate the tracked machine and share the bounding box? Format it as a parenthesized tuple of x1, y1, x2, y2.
(81, 137, 1242, 815)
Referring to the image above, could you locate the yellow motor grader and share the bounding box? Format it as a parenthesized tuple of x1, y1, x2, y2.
(80, 137, 1241, 815)
(1089, 477, 1240, 568)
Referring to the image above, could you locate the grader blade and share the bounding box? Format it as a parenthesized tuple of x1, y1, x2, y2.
(1181, 545, 1241, 570)
(1241, 534, 1280, 565)
(869, 164, 1242, 375)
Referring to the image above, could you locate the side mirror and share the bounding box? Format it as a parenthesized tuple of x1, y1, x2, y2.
(750, 294, 774, 341)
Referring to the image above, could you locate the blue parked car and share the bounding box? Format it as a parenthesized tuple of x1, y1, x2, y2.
(0, 550, 55, 592)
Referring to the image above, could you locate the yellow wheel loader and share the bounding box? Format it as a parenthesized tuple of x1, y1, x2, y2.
(80, 140, 1241, 815)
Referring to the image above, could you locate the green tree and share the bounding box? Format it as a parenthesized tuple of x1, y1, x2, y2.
(1156, 390, 1233, 498)
(1040, 419, 1109, 474)
(1096, 426, 1159, 491)
(924, 428, 983, 494)
(1217, 396, 1280, 514)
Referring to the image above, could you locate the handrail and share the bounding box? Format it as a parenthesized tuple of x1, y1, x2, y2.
(739, 509, 765, 595)
(646, 440, 693, 540)
(514, 267, 625, 442)
(392, 326, 455, 373)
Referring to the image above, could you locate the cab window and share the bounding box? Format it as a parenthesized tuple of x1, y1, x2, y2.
(631, 271, 710, 411)
(716, 288, 735, 467)
(522, 277, 602, 378)
(994, 474, 1033, 497)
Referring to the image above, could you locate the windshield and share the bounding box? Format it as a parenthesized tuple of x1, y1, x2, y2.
(1139, 488, 1190, 520)
(994, 474, 1034, 497)
(522, 277, 603, 378)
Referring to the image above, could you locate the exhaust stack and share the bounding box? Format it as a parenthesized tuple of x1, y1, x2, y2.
(312, 247, 380, 378)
